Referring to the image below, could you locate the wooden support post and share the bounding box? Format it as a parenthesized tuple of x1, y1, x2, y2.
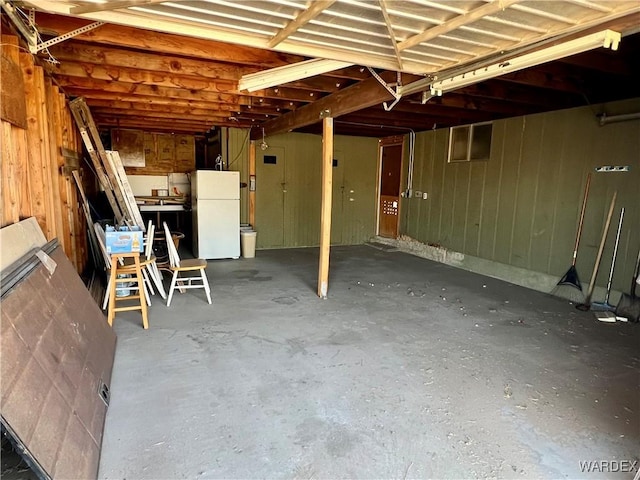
(249, 140, 256, 227)
(317, 114, 333, 299)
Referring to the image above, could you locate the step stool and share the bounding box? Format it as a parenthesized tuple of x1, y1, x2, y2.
(107, 252, 149, 329)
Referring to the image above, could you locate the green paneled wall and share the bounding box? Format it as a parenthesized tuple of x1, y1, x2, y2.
(403, 99, 640, 293)
(224, 127, 251, 224)
(226, 130, 379, 249)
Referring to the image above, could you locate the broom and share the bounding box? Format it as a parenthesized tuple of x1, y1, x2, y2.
(590, 207, 624, 311)
(576, 191, 617, 311)
(552, 173, 591, 302)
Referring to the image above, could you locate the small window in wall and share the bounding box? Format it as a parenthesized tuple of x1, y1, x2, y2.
(448, 122, 492, 162)
(263, 155, 277, 164)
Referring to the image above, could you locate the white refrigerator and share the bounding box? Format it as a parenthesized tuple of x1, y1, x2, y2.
(191, 170, 240, 259)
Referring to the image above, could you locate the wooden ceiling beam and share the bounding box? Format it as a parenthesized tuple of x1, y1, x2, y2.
(235, 105, 286, 116)
(342, 107, 462, 127)
(50, 61, 236, 92)
(378, 0, 403, 70)
(430, 94, 535, 117)
(339, 113, 455, 130)
(48, 42, 242, 82)
(496, 68, 589, 94)
(92, 108, 232, 123)
(557, 50, 633, 76)
(50, 60, 333, 102)
(94, 115, 212, 129)
(240, 96, 304, 111)
(298, 122, 398, 138)
(52, 76, 239, 104)
(252, 87, 318, 103)
(64, 89, 233, 110)
(375, 102, 494, 122)
(34, 12, 306, 67)
(324, 66, 371, 81)
(95, 121, 211, 132)
(233, 109, 286, 120)
(281, 76, 347, 93)
(455, 80, 578, 108)
(85, 98, 235, 114)
(398, 0, 521, 51)
(254, 77, 395, 139)
(49, 44, 340, 95)
(95, 118, 251, 133)
(268, 0, 337, 48)
(64, 89, 198, 107)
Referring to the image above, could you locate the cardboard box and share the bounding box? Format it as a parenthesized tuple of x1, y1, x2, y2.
(105, 226, 144, 254)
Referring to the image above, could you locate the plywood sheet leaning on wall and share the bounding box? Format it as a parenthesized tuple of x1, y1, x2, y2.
(1, 241, 116, 479)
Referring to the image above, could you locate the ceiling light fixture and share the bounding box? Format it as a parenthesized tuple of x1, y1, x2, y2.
(239, 59, 352, 92)
(429, 29, 621, 96)
(260, 128, 269, 151)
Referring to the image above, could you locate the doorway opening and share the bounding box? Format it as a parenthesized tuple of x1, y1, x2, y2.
(377, 136, 404, 239)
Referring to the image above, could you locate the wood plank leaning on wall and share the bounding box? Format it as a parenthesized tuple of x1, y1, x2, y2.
(1, 33, 86, 273)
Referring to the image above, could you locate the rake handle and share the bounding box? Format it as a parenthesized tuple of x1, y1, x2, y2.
(572, 172, 591, 266)
(584, 191, 617, 303)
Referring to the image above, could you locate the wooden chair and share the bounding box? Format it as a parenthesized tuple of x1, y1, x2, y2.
(163, 221, 212, 306)
(141, 220, 167, 301)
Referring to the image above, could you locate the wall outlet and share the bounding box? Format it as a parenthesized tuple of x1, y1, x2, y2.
(422, 192, 428, 200)
(415, 190, 422, 197)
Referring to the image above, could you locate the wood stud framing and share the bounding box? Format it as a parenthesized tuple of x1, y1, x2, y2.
(1, 33, 86, 271)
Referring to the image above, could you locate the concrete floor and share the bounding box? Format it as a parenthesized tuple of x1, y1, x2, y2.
(99, 246, 639, 479)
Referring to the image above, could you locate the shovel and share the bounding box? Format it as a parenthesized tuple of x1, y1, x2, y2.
(615, 247, 640, 322)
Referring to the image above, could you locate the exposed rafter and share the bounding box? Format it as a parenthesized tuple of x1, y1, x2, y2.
(13, 3, 640, 137)
(398, 0, 521, 52)
(378, 0, 403, 71)
(268, 0, 337, 48)
(255, 76, 395, 139)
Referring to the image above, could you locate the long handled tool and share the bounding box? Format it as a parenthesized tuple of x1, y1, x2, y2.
(616, 247, 640, 322)
(553, 173, 591, 300)
(591, 207, 624, 311)
(576, 191, 617, 311)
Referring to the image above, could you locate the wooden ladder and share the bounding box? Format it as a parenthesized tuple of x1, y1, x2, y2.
(69, 97, 145, 230)
(107, 252, 149, 329)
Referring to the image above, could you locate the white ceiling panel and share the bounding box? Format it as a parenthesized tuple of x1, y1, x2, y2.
(20, 0, 640, 76)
